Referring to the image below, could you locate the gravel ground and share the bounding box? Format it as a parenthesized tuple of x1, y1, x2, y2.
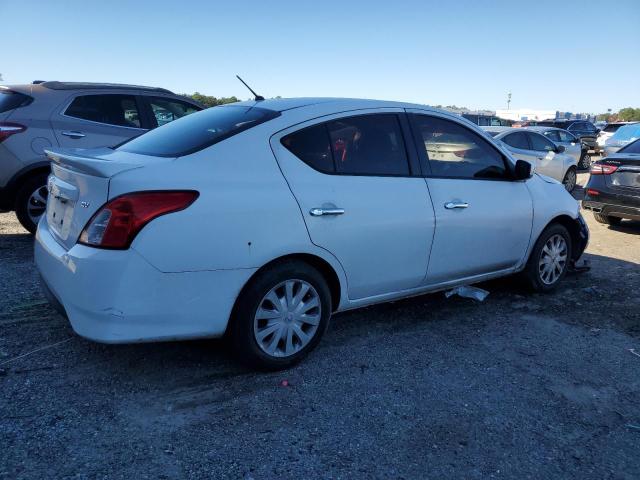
(1, 172, 639, 479)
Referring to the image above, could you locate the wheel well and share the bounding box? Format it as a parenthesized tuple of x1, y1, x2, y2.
(237, 254, 342, 314)
(3, 166, 51, 209)
(547, 215, 582, 260)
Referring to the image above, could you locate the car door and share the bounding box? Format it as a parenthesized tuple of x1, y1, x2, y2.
(526, 132, 563, 180)
(407, 111, 532, 285)
(271, 111, 435, 300)
(556, 129, 582, 163)
(500, 131, 539, 165)
(50, 93, 148, 149)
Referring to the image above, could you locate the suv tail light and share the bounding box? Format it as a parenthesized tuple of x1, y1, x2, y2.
(590, 163, 618, 175)
(0, 122, 27, 143)
(79, 191, 199, 249)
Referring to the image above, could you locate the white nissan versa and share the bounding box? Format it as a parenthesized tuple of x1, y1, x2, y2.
(35, 98, 589, 369)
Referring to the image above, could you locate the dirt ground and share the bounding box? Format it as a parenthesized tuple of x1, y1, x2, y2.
(1, 172, 639, 479)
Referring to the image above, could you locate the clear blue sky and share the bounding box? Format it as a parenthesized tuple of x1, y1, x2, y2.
(2, 0, 639, 113)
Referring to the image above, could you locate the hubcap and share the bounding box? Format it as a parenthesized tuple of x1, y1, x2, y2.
(563, 170, 576, 191)
(581, 154, 591, 169)
(253, 279, 321, 358)
(27, 185, 48, 226)
(538, 234, 568, 285)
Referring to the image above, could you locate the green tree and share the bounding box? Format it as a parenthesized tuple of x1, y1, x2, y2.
(617, 107, 640, 122)
(185, 92, 240, 108)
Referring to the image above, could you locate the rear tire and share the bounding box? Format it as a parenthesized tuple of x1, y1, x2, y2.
(14, 173, 49, 234)
(229, 260, 332, 370)
(562, 167, 577, 192)
(593, 213, 622, 226)
(523, 223, 572, 293)
(578, 152, 591, 170)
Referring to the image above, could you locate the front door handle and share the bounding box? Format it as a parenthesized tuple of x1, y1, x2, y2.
(444, 202, 469, 210)
(310, 208, 345, 216)
(61, 130, 86, 139)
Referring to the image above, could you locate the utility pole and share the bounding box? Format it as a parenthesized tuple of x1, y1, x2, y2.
(507, 92, 512, 110)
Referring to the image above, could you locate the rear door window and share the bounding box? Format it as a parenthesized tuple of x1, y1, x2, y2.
(411, 114, 509, 179)
(502, 132, 530, 150)
(282, 114, 411, 176)
(281, 124, 333, 173)
(148, 97, 200, 127)
(65, 94, 141, 128)
(543, 130, 560, 142)
(557, 130, 577, 142)
(327, 115, 409, 176)
(118, 105, 280, 157)
(527, 132, 556, 152)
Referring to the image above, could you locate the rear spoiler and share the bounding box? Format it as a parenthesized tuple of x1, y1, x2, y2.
(45, 148, 145, 178)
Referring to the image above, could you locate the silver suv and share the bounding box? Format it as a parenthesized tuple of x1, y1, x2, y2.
(0, 81, 202, 232)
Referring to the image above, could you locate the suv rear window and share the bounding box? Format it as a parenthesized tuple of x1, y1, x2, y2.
(0, 90, 33, 114)
(66, 94, 141, 128)
(118, 105, 280, 157)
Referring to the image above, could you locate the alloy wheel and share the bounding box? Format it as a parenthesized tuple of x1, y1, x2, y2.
(253, 279, 321, 358)
(538, 234, 568, 285)
(563, 169, 576, 191)
(27, 185, 48, 226)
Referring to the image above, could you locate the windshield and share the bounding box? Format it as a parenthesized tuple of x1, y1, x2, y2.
(611, 123, 640, 142)
(117, 105, 280, 157)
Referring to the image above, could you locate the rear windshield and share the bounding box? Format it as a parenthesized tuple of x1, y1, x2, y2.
(612, 124, 640, 141)
(603, 124, 623, 133)
(0, 90, 33, 114)
(118, 105, 280, 157)
(619, 138, 640, 154)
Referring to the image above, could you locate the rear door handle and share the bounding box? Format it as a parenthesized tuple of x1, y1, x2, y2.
(310, 208, 345, 216)
(61, 130, 86, 139)
(444, 202, 469, 209)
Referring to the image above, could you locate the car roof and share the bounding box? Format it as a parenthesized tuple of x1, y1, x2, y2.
(38, 81, 174, 94)
(523, 126, 567, 133)
(227, 97, 443, 113)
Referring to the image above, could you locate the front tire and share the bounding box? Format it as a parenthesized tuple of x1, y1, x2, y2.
(14, 173, 49, 234)
(230, 260, 332, 370)
(523, 223, 572, 292)
(593, 213, 622, 226)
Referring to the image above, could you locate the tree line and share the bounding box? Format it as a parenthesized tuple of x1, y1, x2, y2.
(596, 108, 640, 122)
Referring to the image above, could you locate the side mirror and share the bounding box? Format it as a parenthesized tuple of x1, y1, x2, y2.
(556, 144, 566, 153)
(514, 159, 533, 180)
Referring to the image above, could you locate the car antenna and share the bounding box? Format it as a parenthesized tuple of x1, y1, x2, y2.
(236, 75, 264, 101)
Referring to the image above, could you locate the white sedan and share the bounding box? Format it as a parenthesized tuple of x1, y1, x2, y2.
(483, 127, 579, 191)
(36, 98, 589, 370)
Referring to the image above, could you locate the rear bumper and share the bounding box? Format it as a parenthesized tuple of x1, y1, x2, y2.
(583, 200, 640, 221)
(35, 220, 256, 343)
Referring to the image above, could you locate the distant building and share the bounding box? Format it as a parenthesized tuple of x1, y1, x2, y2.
(495, 109, 557, 122)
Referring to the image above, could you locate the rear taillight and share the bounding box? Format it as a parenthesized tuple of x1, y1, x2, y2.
(0, 122, 27, 143)
(586, 189, 600, 196)
(79, 191, 199, 249)
(590, 163, 618, 175)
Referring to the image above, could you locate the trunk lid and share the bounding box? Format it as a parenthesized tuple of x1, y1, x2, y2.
(603, 153, 640, 190)
(44, 147, 171, 249)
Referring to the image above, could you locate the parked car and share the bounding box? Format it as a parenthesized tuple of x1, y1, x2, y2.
(583, 138, 640, 225)
(528, 126, 583, 166)
(35, 98, 588, 370)
(483, 127, 578, 191)
(597, 122, 638, 149)
(0, 81, 203, 233)
(536, 119, 600, 167)
(603, 123, 640, 157)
